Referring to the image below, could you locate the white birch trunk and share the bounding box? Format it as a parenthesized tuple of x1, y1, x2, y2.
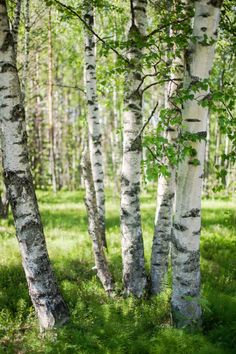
(151, 0, 191, 296)
(120, 0, 147, 297)
(111, 85, 121, 194)
(81, 143, 114, 293)
(0, 0, 69, 329)
(84, 2, 106, 248)
(151, 8, 187, 294)
(171, 0, 222, 328)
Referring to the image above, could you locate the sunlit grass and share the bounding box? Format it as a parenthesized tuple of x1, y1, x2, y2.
(0, 190, 235, 353)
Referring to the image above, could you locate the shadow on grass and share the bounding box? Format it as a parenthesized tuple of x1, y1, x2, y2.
(40, 209, 88, 233)
(202, 208, 236, 230)
(36, 190, 85, 205)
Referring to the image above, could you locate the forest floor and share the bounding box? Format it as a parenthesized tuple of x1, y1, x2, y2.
(0, 190, 235, 354)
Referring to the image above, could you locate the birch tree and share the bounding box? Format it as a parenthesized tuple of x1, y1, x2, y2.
(0, 0, 69, 329)
(171, 0, 223, 327)
(81, 142, 114, 293)
(151, 0, 190, 295)
(120, 0, 147, 297)
(0, 0, 23, 219)
(84, 1, 106, 248)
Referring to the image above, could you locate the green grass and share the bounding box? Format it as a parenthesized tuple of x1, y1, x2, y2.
(0, 190, 235, 353)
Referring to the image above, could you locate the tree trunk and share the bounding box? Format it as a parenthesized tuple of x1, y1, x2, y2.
(48, 8, 57, 193)
(203, 112, 210, 195)
(171, 0, 222, 328)
(0, 0, 23, 219)
(120, 0, 147, 297)
(21, 0, 30, 101)
(83, 2, 106, 248)
(150, 0, 189, 295)
(12, 0, 22, 56)
(0, 0, 69, 329)
(81, 142, 114, 293)
(0, 184, 9, 218)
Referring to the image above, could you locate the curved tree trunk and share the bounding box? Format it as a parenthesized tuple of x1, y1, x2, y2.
(84, 2, 106, 248)
(0, 0, 69, 330)
(171, 0, 222, 328)
(81, 143, 114, 293)
(120, 0, 147, 297)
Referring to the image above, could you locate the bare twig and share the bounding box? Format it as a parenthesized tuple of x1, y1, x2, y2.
(52, 83, 85, 93)
(131, 101, 159, 149)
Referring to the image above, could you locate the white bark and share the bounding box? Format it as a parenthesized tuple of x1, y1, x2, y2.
(120, 0, 147, 297)
(84, 2, 106, 248)
(151, 0, 188, 294)
(171, 0, 222, 328)
(111, 84, 121, 193)
(0, 0, 69, 329)
(81, 143, 114, 293)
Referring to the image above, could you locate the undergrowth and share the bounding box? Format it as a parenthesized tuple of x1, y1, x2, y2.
(0, 190, 235, 353)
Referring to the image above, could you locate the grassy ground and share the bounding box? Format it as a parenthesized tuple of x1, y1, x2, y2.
(0, 190, 235, 353)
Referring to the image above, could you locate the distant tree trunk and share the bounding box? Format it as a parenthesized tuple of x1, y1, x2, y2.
(0, 184, 9, 219)
(0, 0, 69, 329)
(111, 36, 121, 194)
(112, 85, 121, 193)
(12, 0, 22, 56)
(171, 0, 222, 328)
(83, 2, 106, 248)
(21, 0, 30, 101)
(81, 142, 114, 293)
(48, 8, 57, 193)
(203, 112, 210, 195)
(120, 0, 147, 297)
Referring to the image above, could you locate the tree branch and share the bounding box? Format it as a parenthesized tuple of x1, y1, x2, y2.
(130, 0, 135, 27)
(54, 0, 129, 64)
(145, 16, 192, 39)
(131, 100, 159, 150)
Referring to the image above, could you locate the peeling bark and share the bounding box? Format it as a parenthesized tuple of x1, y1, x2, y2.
(84, 1, 106, 248)
(0, 0, 69, 329)
(120, 0, 147, 297)
(171, 0, 222, 328)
